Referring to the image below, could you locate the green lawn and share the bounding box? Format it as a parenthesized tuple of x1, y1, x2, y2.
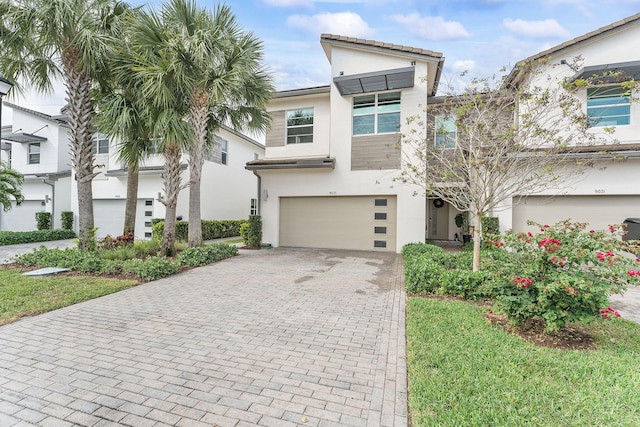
(0, 268, 138, 325)
(407, 297, 640, 427)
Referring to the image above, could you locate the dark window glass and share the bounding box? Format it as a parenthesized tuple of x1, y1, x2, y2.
(374, 199, 387, 206)
(374, 227, 387, 234)
(374, 240, 387, 248)
(375, 213, 387, 220)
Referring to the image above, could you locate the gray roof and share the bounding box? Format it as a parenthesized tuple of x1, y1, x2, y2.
(3, 101, 69, 126)
(320, 34, 443, 60)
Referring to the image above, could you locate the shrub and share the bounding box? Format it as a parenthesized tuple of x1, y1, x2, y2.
(122, 256, 179, 281)
(61, 211, 74, 230)
(14, 246, 92, 268)
(482, 216, 500, 235)
(152, 219, 247, 241)
(246, 215, 262, 247)
(98, 232, 134, 250)
(494, 220, 640, 332)
(0, 229, 76, 246)
(240, 222, 249, 246)
(177, 243, 238, 267)
(36, 211, 51, 230)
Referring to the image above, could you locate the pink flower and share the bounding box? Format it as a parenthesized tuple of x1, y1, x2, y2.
(543, 225, 550, 228)
(589, 230, 595, 233)
(527, 232, 533, 237)
(513, 276, 534, 288)
(628, 271, 640, 277)
(609, 225, 616, 233)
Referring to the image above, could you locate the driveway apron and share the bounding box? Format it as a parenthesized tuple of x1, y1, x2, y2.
(0, 248, 407, 427)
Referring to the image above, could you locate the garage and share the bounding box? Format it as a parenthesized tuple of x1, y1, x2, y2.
(279, 196, 397, 251)
(0, 200, 45, 231)
(94, 199, 126, 238)
(513, 195, 640, 232)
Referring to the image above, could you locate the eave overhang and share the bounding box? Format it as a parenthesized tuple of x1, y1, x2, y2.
(2, 132, 47, 143)
(333, 66, 415, 96)
(570, 60, 640, 83)
(246, 156, 336, 171)
(104, 164, 188, 177)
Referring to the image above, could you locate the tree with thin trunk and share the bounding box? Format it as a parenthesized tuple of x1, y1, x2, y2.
(0, 0, 128, 250)
(158, 0, 273, 247)
(398, 60, 623, 271)
(0, 161, 24, 211)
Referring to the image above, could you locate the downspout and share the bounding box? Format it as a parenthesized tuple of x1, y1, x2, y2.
(252, 170, 262, 214)
(42, 179, 55, 229)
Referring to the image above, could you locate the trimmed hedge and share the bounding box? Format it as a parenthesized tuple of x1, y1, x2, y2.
(403, 242, 497, 300)
(177, 243, 238, 267)
(482, 216, 500, 235)
(0, 229, 76, 246)
(61, 211, 74, 230)
(152, 219, 247, 241)
(36, 212, 51, 230)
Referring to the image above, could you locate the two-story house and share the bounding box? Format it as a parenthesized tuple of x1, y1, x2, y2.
(247, 34, 446, 252)
(495, 13, 640, 233)
(1, 102, 264, 237)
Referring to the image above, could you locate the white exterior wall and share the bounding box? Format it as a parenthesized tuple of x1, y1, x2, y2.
(496, 22, 640, 232)
(259, 45, 432, 252)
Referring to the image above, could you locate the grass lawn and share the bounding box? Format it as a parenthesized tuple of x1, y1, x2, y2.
(407, 297, 640, 427)
(0, 268, 138, 326)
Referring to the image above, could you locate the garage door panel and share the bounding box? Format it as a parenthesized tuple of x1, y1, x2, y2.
(94, 200, 126, 238)
(513, 195, 640, 232)
(0, 201, 44, 231)
(280, 196, 396, 251)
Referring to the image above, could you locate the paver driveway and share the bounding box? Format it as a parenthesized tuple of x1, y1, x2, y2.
(0, 248, 407, 427)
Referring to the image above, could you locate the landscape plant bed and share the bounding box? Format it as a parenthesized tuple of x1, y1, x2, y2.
(407, 297, 640, 427)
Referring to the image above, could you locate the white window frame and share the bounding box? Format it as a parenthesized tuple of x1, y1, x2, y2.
(434, 114, 457, 149)
(28, 142, 40, 165)
(250, 198, 258, 215)
(587, 85, 631, 128)
(352, 92, 401, 136)
(220, 138, 228, 165)
(92, 133, 110, 154)
(286, 108, 314, 144)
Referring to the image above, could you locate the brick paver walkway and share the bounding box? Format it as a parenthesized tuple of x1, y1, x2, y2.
(0, 248, 407, 427)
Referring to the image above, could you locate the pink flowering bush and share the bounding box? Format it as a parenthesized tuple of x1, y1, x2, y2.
(494, 219, 640, 332)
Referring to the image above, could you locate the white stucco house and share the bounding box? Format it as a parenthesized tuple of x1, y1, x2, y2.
(248, 13, 640, 253)
(246, 34, 446, 252)
(495, 12, 640, 234)
(1, 102, 264, 238)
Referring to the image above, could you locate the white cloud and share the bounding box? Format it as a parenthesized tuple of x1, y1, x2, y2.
(452, 60, 476, 73)
(391, 13, 470, 40)
(503, 18, 570, 38)
(263, 0, 314, 7)
(286, 12, 373, 37)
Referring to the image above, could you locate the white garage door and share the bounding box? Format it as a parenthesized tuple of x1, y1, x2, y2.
(279, 196, 397, 251)
(94, 199, 126, 238)
(513, 195, 640, 232)
(0, 200, 45, 231)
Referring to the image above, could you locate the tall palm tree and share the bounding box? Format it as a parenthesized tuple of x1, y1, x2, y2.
(161, 0, 273, 247)
(0, 161, 24, 212)
(0, 0, 128, 250)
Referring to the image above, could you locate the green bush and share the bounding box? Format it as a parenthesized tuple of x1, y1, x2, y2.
(152, 219, 247, 241)
(36, 211, 51, 230)
(0, 229, 76, 246)
(177, 243, 238, 267)
(14, 246, 93, 268)
(246, 215, 262, 247)
(61, 211, 74, 230)
(482, 216, 500, 235)
(122, 256, 179, 281)
(240, 222, 249, 245)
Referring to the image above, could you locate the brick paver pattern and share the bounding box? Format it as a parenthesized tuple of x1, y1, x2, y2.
(0, 248, 407, 427)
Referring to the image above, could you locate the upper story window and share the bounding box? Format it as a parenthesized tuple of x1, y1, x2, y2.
(434, 115, 457, 149)
(92, 133, 109, 154)
(353, 92, 401, 136)
(587, 85, 630, 127)
(28, 142, 40, 164)
(286, 108, 314, 144)
(220, 138, 228, 165)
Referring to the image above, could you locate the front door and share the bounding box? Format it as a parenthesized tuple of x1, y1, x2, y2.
(428, 199, 449, 240)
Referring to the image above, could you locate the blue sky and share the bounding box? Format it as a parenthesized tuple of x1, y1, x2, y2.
(2, 0, 640, 121)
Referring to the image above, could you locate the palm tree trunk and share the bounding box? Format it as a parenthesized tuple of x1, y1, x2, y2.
(63, 50, 96, 251)
(123, 163, 139, 236)
(187, 93, 209, 247)
(161, 143, 182, 256)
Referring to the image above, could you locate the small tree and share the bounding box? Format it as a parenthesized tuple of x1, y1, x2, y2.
(399, 59, 631, 271)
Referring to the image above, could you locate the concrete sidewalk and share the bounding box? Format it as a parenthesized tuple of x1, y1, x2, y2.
(0, 248, 407, 427)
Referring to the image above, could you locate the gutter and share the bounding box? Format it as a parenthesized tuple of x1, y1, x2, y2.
(252, 170, 262, 215)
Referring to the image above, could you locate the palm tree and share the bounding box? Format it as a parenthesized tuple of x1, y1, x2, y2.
(161, 0, 273, 247)
(0, 0, 128, 250)
(0, 161, 24, 212)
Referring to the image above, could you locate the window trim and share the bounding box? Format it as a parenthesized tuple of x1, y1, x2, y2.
(286, 107, 314, 144)
(586, 85, 631, 128)
(434, 114, 457, 149)
(352, 91, 401, 136)
(28, 142, 40, 165)
(92, 133, 110, 155)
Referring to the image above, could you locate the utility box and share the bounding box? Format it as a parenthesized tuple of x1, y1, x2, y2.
(622, 218, 640, 241)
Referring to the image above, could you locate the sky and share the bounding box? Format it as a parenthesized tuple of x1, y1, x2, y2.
(2, 0, 640, 124)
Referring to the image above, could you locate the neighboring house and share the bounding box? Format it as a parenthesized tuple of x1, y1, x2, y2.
(247, 34, 446, 252)
(1, 102, 264, 237)
(495, 13, 640, 233)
